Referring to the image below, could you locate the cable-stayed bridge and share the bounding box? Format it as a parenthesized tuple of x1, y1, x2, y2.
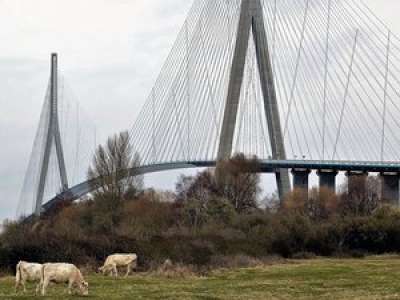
(17, 0, 400, 217)
(17, 54, 97, 217)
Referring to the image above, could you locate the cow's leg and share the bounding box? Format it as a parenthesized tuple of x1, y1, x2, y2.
(104, 265, 110, 276)
(107, 266, 113, 277)
(22, 280, 26, 293)
(125, 263, 132, 277)
(15, 279, 21, 293)
(35, 281, 41, 295)
(113, 264, 118, 278)
(125, 265, 129, 277)
(41, 279, 49, 296)
(68, 279, 73, 295)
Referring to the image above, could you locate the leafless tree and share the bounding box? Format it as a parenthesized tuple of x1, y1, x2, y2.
(282, 187, 339, 220)
(339, 175, 379, 216)
(215, 153, 261, 213)
(88, 131, 143, 202)
(176, 171, 216, 204)
(307, 187, 339, 220)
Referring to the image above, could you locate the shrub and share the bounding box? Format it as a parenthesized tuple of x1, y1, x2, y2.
(271, 213, 315, 257)
(2, 156, 400, 272)
(291, 252, 316, 259)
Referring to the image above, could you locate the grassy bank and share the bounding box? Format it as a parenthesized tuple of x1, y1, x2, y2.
(2, 256, 400, 299)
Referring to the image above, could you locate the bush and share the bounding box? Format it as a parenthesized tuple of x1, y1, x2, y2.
(271, 213, 315, 257)
(292, 252, 316, 259)
(209, 255, 263, 269)
(2, 156, 400, 272)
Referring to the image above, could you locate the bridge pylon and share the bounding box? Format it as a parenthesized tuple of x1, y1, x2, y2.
(218, 0, 291, 200)
(34, 53, 69, 216)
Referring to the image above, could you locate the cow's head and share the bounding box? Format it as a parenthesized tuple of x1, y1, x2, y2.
(79, 281, 89, 296)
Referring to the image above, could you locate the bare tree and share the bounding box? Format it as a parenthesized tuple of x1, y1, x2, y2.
(88, 131, 143, 202)
(281, 187, 339, 220)
(215, 153, 261, 213)
(339, 176, 379, 216)
(176, 171, 216, 204)
(281, 188, 308, 214)
(307, 187, 339, 220)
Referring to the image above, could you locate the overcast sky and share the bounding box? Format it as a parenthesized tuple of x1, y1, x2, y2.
(1, 0, 400, 221)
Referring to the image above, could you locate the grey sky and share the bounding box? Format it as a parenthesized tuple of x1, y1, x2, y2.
(1, 0, 400, 221)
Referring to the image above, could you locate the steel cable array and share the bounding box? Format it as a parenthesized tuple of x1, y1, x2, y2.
(18, 0, 400, 217)
(17, 74, 97, 218)
(127, 0, 400, 166)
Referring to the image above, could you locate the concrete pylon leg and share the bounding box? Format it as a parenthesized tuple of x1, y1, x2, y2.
(52, 54, 69, 192)
(217, 0, 290, 201)
(292, 169, 311, 195)
(380, 173, 400, 206)
(276, 169, 291, 200)
(318, 170, 337, 192)
(218, 0, 252, 160)
(35, 53, 69, 216)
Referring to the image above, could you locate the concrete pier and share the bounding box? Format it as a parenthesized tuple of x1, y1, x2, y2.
(292, 169, 311, 192)
(317, 170, 338, 192)
(380, 172, 400, 206)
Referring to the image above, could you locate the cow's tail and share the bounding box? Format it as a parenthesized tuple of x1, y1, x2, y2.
(132, 254, 138, 269)
(41, 264, 45, 282)
(16, 262, 21, 281)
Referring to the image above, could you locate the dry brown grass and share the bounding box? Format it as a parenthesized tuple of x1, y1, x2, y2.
(209, 254, 284, 269)
(149, 259, 198, 278)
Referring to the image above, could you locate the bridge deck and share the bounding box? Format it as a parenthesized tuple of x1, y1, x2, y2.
(41, 159, 400, 213)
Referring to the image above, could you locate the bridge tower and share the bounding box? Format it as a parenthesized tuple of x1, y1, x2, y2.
(35, 53, 69, 215)
(218, 0, 291, 199)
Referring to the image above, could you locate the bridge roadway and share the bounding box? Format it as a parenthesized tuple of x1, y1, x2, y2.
(42, 159, 400, 212)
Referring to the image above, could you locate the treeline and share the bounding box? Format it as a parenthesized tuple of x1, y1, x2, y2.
(1, 133, 400, 272)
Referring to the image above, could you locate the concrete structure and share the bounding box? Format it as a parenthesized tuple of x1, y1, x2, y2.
(380, 172, 400, 205)
(218, 0, 290, 201)
(34, 160, 400, 216)
(318, 170, 338, 192)
(292, 169, 311, 193)
(24, 2, 400, 217)
(35, 54, 69, 216)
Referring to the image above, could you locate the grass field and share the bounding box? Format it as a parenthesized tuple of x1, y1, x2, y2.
(2, 256, 400, 299)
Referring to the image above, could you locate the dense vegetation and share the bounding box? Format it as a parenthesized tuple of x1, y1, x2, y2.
(1, 132, 400, 272)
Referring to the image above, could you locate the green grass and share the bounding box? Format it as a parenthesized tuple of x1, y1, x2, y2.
(3, 256, 400, 299)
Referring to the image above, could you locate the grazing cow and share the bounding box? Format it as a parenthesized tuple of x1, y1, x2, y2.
(40, 263, 88, 296)
(15, 261, 42, 294)
(99, 254, 137, 277)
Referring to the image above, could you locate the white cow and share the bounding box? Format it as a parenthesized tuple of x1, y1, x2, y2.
(99, 254, 137, 277)
(15, 261, 42, 294)
(40, 263, 89, 296)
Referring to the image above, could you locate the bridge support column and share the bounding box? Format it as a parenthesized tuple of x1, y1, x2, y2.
(380, 173, 400, 206)
(292, 169, 311, 194)
(217, 0, 290, 202)
(317, 170, 337, 192)
(346, 171, 368, 195)
(35, 53, 69, 216)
